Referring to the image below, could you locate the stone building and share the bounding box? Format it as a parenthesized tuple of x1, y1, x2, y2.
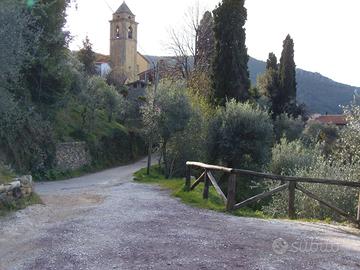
(102, 1, 151, 84)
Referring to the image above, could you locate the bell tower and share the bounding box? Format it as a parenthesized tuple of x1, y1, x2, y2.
(110, 2, 138, 83)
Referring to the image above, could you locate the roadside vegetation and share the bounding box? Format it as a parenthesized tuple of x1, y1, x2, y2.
(134, 166, 267, 219)
(1, 0, 359, 225)
(0, 193, 42, 217)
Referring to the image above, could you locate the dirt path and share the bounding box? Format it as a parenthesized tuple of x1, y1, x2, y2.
(1, 158, 360, 270)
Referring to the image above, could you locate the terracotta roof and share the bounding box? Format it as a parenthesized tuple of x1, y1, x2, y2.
(314, 115, 347, 126)
(95, 53, 110, 63)
(115, 2, 134, 15)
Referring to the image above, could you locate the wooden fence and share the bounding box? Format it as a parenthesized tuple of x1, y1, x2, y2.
(185, 161, 360, 227)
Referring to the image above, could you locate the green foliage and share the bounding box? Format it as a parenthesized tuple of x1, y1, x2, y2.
(264, 155, 360, 222)
(266, 52, 278, 70)
(269, 138, 317, 176)
(195, 11, 215, 74)
(0, 193, 42, 217)
(301, 121, 339, 156)
(212, 0, 250, 105)
(273, 114, 304, 142)
(78, 36, 96, 76)
(279, 35, 297, 114)
(23, 0, 73, 107)
(0, 0, 36, 96)
(165, 92, 213, 177)
(0, 90, 55, 174)
(335, 104, 360, 164)
(151, 81, 193, 177)
(0, 163, 15, 185)
(208, 100, 273, 170)
(207, 100, 273, 201)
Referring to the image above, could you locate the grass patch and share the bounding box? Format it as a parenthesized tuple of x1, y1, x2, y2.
(134, 166, 268, 219)
(0, 164, 15, 185)
(0, 193, 42, 217)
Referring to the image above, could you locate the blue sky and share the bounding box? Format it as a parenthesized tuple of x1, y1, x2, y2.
(66, 0, 360, 86)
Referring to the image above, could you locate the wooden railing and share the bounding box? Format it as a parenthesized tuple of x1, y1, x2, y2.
(185, 161, 360, 227)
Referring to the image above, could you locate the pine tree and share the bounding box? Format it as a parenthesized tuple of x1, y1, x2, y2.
(78, 36, 96, 76)
(279, 34, 297, 114)
(212, 0, 250, 105)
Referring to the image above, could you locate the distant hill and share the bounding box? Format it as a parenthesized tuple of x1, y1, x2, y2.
(248, 58, 359, 114)
(145, 55, 359, 114)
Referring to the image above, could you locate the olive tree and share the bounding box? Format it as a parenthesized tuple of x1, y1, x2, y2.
(207, 100, 274, 200)
(141, 80, 192, 178)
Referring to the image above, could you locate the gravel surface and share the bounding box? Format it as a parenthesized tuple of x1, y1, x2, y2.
(1, 158, 360, 270)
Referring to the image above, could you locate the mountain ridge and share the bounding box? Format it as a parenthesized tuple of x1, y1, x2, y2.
(145, 55, 359, 114)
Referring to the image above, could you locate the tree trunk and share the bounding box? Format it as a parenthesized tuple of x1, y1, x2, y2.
(146, 138, 152, 175)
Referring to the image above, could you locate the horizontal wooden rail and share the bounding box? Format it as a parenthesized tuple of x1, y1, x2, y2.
(187, 161, 360, 188)
(186, 162, 233, 173)
(186, 161, 360, 226)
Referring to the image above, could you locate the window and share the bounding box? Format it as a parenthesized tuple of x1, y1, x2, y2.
(116, 26, 120, 38)
(128, 26, 133, 39)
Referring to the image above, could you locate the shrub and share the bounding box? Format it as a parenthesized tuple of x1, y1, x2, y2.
(208, 100, 273, 170)
(268, 138, 316, 176)
(301, 120, 339, 156)
(263, 156, 360, 221)
(207, 100, 274, 201)
(165, 92, 213, 177)
(273, 113, 304, 142)
(142, 80, 192, 178)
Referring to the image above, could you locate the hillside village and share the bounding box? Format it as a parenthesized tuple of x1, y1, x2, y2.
(0, 1, 360, 269)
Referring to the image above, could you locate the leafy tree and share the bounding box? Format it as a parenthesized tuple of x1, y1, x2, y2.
(79, 77, 105, 131)
(334, 104, 360, 164)
(279, 35, 297, 114)
(141, 86, 161, 174)
(208, 100, 273, 200)
(301, 121, 338, 156)
(23, 0, 73, 108)
(208, 100, 273, 170)
(102, 86, 126, 122)
(165, 92, 212, 178)
(156, 81, 192, 178)
(0, 90, 55, 174)
(0, 0, 38, 100)
(273, 113, 304, 142)
(212, 0, 250, 105)
(78, 36, 96, 76)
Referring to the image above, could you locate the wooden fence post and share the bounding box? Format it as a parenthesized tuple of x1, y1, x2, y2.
(185, 165, 191, 191)
(226, 174, 236, 211)
(288, 182, 296, 219)
(203, 169, 209, 199)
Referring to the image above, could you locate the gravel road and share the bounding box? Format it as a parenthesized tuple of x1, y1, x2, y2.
(1, 158, 360, 270)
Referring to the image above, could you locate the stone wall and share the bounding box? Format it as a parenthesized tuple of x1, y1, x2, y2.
(55, 142, 91, 171)
(0, 175, 33, 205)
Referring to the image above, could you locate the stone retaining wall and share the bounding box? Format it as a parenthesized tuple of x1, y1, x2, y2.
(0, 175, 33, 205)
(55, 142, 91, 171)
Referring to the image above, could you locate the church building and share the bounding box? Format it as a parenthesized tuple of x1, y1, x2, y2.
(96, 2, 151, 84)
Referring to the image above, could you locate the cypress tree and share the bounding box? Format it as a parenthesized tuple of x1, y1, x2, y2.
(195, 11, 215, 73)
(212, 0, 250, 105)
(78, 36, 96, 76)
(266, 52, 278, 71)
(279, 35, 297, 113)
